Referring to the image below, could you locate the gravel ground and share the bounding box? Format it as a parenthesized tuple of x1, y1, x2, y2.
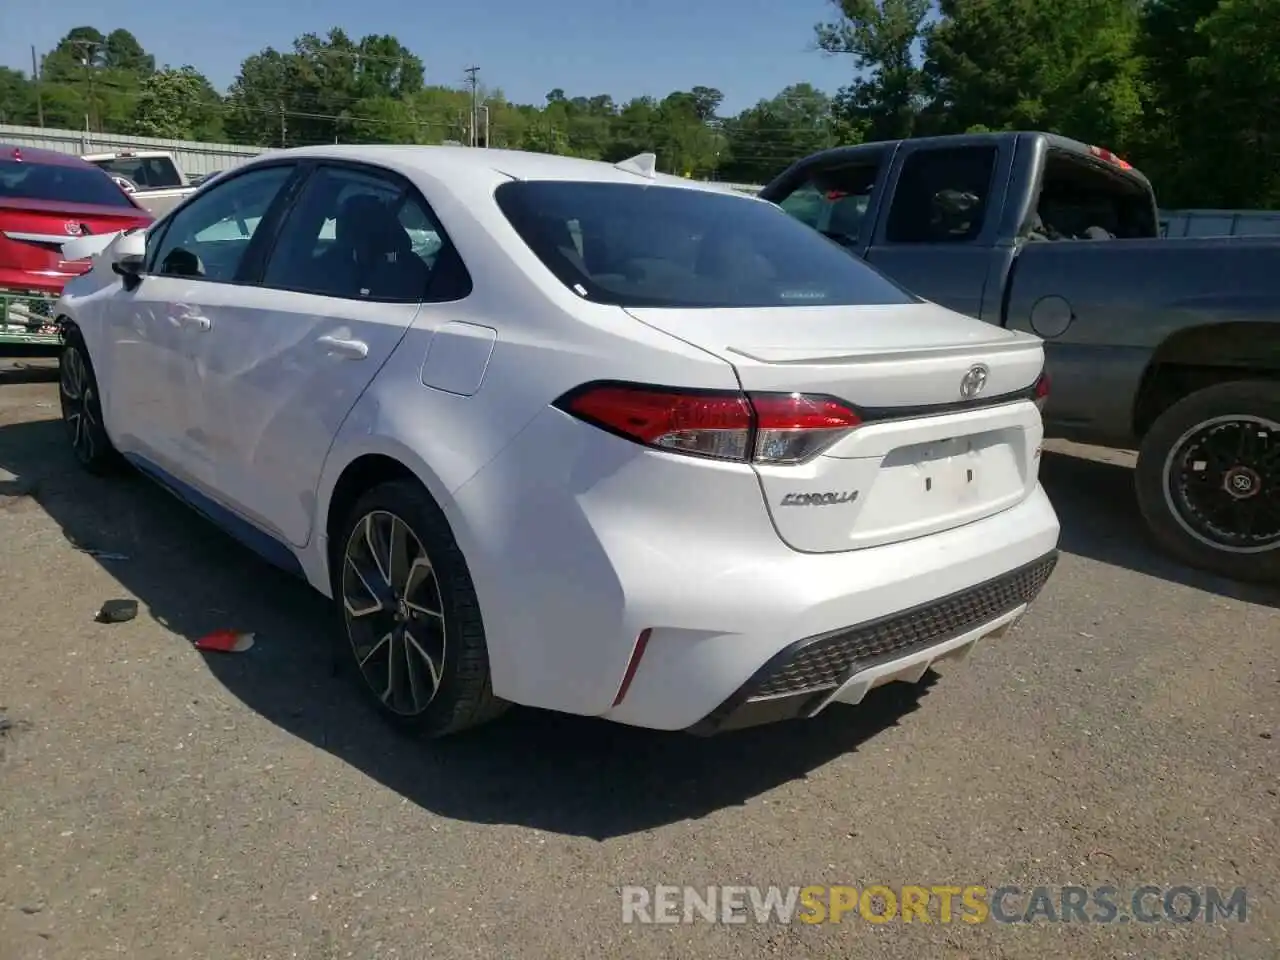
(0, 359, 1276, 960)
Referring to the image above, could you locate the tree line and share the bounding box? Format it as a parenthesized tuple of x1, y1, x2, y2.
(0, 0, 1276, 208)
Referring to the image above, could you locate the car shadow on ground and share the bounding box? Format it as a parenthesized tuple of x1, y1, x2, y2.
(1038, 450, 1278, 607)
(0, 413, 935, 840)
(0, 412, 1275, 840)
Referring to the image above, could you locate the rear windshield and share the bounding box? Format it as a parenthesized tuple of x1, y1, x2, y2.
(0, 159, 137, 209)
(87, 155, 184, 188)
(494, 180, 917, 309)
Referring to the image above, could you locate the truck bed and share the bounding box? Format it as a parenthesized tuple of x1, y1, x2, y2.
(1004, 235, 1280, 445)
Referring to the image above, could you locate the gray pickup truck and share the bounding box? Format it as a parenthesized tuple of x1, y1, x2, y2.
(760, 131, 1280, 583)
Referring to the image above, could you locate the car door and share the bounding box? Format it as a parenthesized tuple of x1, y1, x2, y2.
(189, 161, 472, 548)
(101, 162, 299, 484)
(863, 142, 1012, 321)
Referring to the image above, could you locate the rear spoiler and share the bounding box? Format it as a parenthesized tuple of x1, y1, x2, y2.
(59, 230, 127, 262)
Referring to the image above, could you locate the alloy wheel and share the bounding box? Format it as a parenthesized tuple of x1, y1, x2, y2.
(60, 347, 98, 464)
(341, 510, 448, 716)
(1162, 414, 1280, 553)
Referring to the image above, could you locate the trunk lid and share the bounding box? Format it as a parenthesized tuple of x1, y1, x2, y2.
(0, 198, 152, 290)
(625, 302, 1046, 552)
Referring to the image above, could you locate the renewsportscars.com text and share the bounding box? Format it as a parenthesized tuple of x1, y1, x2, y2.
(621, 884, 1248, 925)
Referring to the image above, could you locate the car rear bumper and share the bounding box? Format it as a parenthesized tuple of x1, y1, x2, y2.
(683, 550, 1057, 735)
(597, 483, 1060, 732)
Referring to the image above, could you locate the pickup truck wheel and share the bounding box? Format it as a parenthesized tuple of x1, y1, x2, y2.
(1136, 380, 1280, 583)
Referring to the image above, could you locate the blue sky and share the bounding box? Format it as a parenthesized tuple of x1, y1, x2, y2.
(0, 0, 855, 115)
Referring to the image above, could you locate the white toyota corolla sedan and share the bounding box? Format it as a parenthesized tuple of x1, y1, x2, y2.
(54, 145, 1060, 737)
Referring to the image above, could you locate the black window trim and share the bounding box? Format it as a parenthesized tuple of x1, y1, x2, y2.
(249, 158, 474, 305)
(143, 159, 305, 284)
(875, 142, 1007, 248)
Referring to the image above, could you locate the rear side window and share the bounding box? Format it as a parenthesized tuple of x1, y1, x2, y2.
(1031, 151, 1158, 240)
(0, 159, 137, 209)
(261, 165, 468, 303)
(885, 147, 998, 244)
(494, 180, 916, 309)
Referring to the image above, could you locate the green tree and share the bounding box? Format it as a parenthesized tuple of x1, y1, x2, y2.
(816, 0, 931, 141)
(519, 117, 571, 155)
(224, 48, 297, 146)
(722, 83, 846, 183)
(38, 26, 155, 133)
(347, 95, 424, 144)
(102, 29, 155, 74)
(1182, 0, 1280, 207)
(0, 68, 38, 125)
(922, 0, 1145, 150)
(225, 29, 426, 147)
(131, 66, 224, 140)
(41, 27, 109, 81)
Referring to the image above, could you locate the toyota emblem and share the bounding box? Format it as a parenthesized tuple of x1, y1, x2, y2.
(959, 364, 990, 399)
(64, 221, 83, 236)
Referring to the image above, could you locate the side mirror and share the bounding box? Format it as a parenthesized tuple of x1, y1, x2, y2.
(109, 231, 148, 291)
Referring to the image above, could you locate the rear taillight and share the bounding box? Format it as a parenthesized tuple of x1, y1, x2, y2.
(751, 393, 862, 464)
(555, 382, 861, 465)
(1033, 372, 1050, 412)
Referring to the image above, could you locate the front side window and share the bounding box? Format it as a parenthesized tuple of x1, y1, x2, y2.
(261, 165, 466, 303)
(775, 162, 880, 249)
(885, 146, 998, 244)
(495, 180, 916, 309)
(147, 165, 294, 282)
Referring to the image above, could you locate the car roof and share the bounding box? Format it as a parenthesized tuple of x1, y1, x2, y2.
(259, 144, 744, 195)
(1, 143, 106, 169)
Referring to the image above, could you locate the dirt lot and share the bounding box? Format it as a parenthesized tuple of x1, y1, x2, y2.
(0, 359, 1276, 960)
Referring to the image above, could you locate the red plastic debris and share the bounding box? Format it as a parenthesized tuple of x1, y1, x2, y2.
(193, 629, 255, 653)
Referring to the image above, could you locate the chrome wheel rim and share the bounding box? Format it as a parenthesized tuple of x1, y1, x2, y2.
(341, 510, 447, 716)
(1161, 414, 1280, 554)
(60, 347, 97, 463)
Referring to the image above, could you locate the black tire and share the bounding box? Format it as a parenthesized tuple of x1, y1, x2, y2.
(329, 479, 508, 738)
(1135, 380, 1280, 583)
(59, 327, 122, 475)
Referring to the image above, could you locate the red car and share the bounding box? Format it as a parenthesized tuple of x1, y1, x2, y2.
(0, 144, 154, 298)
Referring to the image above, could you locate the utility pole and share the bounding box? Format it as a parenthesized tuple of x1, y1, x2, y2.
(71, 39, 99, 132)
(464, 65, 480, 147)
(31, 45, 44, 127)
(279, 100, 287, 148)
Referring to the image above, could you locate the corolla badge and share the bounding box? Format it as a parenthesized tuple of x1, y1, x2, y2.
(780, 490, 859, 507)
(959, 364, 990, 399)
